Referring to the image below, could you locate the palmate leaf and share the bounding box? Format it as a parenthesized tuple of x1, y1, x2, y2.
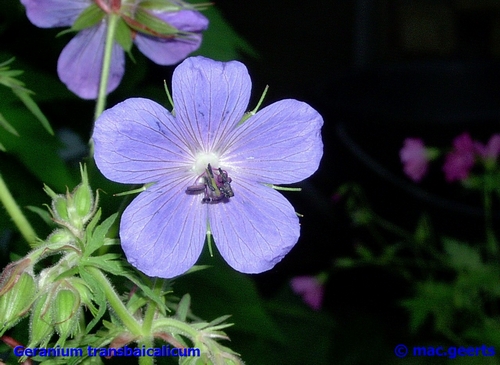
(81, 254, 167, 311)
(401, 280, 455, 333)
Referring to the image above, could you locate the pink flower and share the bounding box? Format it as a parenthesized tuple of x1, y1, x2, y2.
(290, 275, 324, 311)
(475, 134, 500, 163)
(400, 138, 429, 182)
(443, 132, 475, 182)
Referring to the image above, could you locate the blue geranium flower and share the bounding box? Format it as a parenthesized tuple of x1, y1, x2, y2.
(92, 56, 323, 278)
(21, 0, 208, 99)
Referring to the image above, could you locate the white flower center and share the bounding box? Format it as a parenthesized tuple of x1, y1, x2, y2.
(193, 152, 220, 175)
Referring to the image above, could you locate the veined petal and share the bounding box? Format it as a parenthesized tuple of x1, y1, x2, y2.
(120, 181, 207, 278)
(222, 99, 323, 184)
(21, 0, 91, 28)
(57, 21, 124, 100)
(209, 182, 299, 273)
(93, 98, 195, 184)
(172, 56, 251, 153)
(134, 10, 209, 66)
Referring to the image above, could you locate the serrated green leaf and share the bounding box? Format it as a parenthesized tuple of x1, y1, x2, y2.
(71, 4, 105, 32)
(0, 111, 19, 136)
(78, 267, 107, 334)
(84, 208, 102, 244)
(26, 205, 53, 226)
(83, 212, 117, 257)
(0, 57, 15, 68)
(401, 281, 454, 333)
(176, 294, 191, 321)
(81, 255, 166, 310)
(82, 254, 124, 273)
(176, 254, 284, 342)
(414, 214, 432, 245)
(12, 87, 54, 135)
(0, 69, 24, 78)
(443, 237, 483, 271)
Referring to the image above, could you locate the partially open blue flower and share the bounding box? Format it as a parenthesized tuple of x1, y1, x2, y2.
(21, 0, 208, 99)
(93, 56, 323, 278)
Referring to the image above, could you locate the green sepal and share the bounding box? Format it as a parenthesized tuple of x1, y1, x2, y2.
(71, 3, 105, 32)
(53, 288, 81, 343)
(124, 8, 178, 38)
(29, 292, 55, 348)
(138, 0, 185, 12)
(0, 272, 36, 332)
(115, 18, 133, 53)
(52, 194, 71, 222)
(73, 180, 94, 223)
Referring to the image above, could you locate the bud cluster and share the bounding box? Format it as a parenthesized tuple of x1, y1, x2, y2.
(0, 164, 244, 364)
(0, 165, 99, 345)
(44, 164, 98, 240)
(29, 278, 84, 348)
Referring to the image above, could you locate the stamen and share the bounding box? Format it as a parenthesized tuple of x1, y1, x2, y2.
(186, 164, 234, 204)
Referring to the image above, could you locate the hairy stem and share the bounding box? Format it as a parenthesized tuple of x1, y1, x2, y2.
(86, 266, 142, 335)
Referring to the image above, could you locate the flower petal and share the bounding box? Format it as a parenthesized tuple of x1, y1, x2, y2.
(57, 21, 124, 99)
(400, 138, 429, 182)
(172, 56, 251, 153)
(290, 276, 323, 310)
(120, 181, 207, 278)
(93, 98, 195, 184)
(21, 0, 91, 28)
(222, 99, 323, 184)
(134, 10, 209, 66)
(209, 182, 300, 273)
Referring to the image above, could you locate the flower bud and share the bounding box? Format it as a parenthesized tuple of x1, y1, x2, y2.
(29, 292, 54, 348)
(0, 272, 36, 330)
(45, 164, 97, 235)
(47, 228, 75, 245)
(53, 288, 81, 341)
(73, 182, 94, 222)
(52, 194, 71, 223)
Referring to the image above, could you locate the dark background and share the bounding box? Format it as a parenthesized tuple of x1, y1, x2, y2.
(215, 0, 500, 363)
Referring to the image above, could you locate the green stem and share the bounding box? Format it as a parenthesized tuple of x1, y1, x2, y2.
(0, 172, 37, 247)
(86, 266, 142, 336)
(484, 174, 498, 257)
(138, 279, 164, 365)
(93, 13, 120, 122)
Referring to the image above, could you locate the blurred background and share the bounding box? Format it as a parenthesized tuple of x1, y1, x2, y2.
(1, 0, 500, 364)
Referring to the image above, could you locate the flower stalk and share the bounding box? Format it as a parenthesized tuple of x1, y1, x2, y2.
(0, 172, 37, 247)
(94, 13, 120, 121)
(86, 266, 142, 335)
